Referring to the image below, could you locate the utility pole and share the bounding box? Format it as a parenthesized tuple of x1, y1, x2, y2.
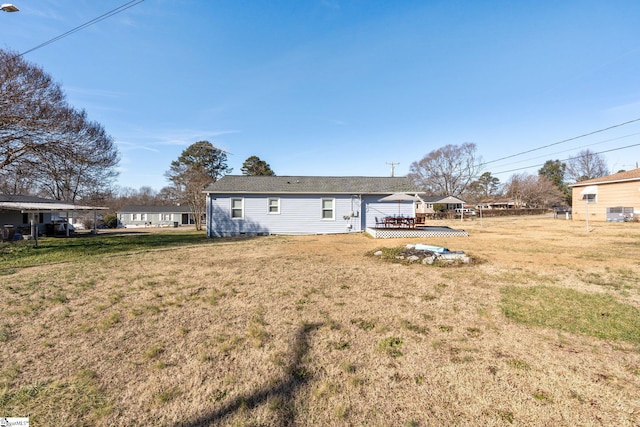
(386, 162, 400, 177)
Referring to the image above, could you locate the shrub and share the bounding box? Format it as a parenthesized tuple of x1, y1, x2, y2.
(103, 214, 118, 228)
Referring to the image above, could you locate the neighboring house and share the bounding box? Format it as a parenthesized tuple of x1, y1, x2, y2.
(0, 194, 105, 238)
(570, 168, 640, 222)
(476, 198, 525, 210)
(117, 205, 198, 228)
(419, 195, 466, 211)
(203, 175, 423, 237)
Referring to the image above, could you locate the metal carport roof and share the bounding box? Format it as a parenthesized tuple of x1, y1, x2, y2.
(0, 201, 108, 212)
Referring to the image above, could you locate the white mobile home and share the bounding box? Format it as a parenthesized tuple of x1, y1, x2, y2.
(118, 205, 198, 228)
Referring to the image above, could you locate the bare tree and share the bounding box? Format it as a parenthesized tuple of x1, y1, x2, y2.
(0, 165, 32, 195)
(157, 185, 182, 205)
(566, 149, 609, 183)
(408, 143, 482, 196)
(34, 110, 119, 201)
(135, 186, 158, 205)
(503, 173, 564, 208)
(0, 48, 119, 200)
(0, 49, 68, 172)
(101, 186, 158, 212)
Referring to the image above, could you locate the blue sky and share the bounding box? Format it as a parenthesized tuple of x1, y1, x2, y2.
(2, 0, 640, 190)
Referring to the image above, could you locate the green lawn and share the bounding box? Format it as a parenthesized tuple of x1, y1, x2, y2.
(0, 231, 214, 270)
(501, 285, 640, 343)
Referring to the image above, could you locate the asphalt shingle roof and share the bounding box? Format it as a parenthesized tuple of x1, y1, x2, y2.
(203, 175, 422, 194)
(118, 205, 194, 213)
(570, 168, 640, 187)
(0, 195, 62, 203)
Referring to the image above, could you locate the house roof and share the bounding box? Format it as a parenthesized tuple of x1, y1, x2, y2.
(203, 175, 422, 195)
(569, 168, 640, 187)
(0, 195, 63, 204)
(478, 197, 517, 204)
(118, 205, 194, 213)
(0, 194, 107, 212)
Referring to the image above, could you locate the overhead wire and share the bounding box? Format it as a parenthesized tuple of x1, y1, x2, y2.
(488, 132, 640, 168)
(20, 0, 144, 57)
(491, 142, 640, 176)
(480, 116, 640, 167)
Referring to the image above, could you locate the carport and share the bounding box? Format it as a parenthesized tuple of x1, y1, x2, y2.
(0, 196, 108, 246)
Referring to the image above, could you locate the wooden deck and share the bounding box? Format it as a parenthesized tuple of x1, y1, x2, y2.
(366, 226, 469, 239)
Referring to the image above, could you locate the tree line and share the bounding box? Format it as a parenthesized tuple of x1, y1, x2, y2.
(0, 48, 275, 231)
(2, 47, 619, 223)
(408, 142, 612, 209)
(100, 144, 274, 230)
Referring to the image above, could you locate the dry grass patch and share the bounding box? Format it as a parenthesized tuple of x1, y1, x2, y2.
(0, 219, 639, 425)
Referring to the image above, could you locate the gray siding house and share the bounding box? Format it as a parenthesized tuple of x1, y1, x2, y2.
(203, 175, 422, 237)
(118, 205, 197, 228)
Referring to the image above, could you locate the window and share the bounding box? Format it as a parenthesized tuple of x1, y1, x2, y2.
(231, 198, 244, 219)
(580, 186, 597, 203)
(140, 213, 147, 221)
(321, 198, 334, 220)
(160, 213, 172, 221)
(268, 198, 280, 214)
(132, 213, 139, 221)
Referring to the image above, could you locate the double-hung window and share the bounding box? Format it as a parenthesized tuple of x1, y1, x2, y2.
(160, 213, 171, 221)
(231, 198, 244, 219)
(132, 213, 139, 221)
(321, 198, 335, 220)
(268, 198, 280, 214)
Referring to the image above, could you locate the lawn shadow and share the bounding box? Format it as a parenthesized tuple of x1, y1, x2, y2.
(180, 322, 322, 427)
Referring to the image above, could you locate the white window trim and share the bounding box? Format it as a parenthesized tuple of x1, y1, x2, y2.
(231, 198, 244, 219)
(321, 198, 335, 220)
(268, 198, 280, 214)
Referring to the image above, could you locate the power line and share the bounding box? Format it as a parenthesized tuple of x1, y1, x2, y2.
(20, 0, 144, 56)
(491, 142, 640, 176)
(481, 117, 640, 167)
(488, 132, 640, 169)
